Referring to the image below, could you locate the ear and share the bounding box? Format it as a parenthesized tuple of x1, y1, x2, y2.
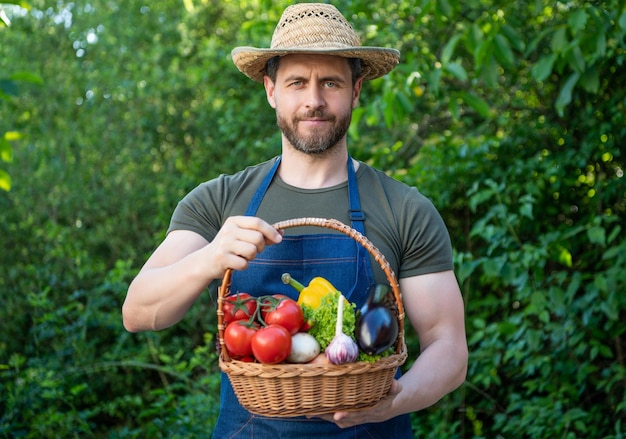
(264, 76, 277, 109)
(352, 77, 363, 109)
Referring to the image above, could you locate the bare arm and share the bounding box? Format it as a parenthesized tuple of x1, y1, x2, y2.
(122, 216, 283, 332)
(323, 270, 468, 426)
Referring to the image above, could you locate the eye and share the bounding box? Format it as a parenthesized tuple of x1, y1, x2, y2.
(324, 81, 338, 88)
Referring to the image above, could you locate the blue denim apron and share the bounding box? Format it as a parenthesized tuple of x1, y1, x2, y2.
(213, 157, 412, 438)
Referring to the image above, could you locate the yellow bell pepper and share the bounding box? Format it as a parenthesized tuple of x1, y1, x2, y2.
(281, 273, 337, 310)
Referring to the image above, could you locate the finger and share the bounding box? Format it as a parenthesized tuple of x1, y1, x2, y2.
(231, 216, 282, 244)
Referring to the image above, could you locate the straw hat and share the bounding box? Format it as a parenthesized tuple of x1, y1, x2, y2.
(232, 3, 400, 83)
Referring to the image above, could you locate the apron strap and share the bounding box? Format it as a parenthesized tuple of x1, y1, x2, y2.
(244, 156, 281, 217)
(347, 157, 365, 234)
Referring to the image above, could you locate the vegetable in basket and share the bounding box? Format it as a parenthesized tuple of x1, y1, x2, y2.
(355, 284, 399, 355)
(305, 291, 356, 351)
(281, 273, 337, 310)
(287, 332, 321, 363)
(325, 293, 359, 364)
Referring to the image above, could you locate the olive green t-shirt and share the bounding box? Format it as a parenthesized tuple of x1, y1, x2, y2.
(168, 157, 453, 282)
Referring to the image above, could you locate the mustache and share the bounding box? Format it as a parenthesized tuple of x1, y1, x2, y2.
(295, 110, 335, 121)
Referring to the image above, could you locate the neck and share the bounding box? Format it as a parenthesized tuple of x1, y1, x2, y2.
(278, 144, 353, 189)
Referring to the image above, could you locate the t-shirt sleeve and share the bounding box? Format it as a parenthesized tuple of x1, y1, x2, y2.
(167, 180, 224, 243)
(398, 187, 454, 278)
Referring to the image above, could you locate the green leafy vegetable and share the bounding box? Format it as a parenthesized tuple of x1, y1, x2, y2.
(303, 292, 390, 362)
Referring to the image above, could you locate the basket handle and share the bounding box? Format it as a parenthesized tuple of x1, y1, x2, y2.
(217, 217, 406, 361)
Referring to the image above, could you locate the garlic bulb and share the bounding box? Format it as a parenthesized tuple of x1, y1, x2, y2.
(325, 294, 359, 365)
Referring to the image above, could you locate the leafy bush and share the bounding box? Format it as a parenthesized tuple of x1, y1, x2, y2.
(1, 0, 624, 438)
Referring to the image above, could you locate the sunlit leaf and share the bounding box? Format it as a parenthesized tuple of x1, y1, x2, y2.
(0, 137, 13, 162)
(0, 169, 10, 191)
(9, 71, 43, 85)
(558, 247, 573, 267)
(4, 131, 23, 141)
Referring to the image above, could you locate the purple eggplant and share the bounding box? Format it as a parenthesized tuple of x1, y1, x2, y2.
(355, 284, 398, 355)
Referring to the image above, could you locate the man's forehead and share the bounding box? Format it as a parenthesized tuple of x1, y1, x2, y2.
(277, 54, 352, 75)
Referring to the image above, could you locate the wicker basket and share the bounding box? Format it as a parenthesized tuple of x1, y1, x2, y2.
(217, 217, 407, 417)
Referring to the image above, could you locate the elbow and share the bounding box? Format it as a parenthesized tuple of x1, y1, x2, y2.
(122, 301, 146, 333)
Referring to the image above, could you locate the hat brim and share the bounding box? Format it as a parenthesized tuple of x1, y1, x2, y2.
(232, 46, 400, 83)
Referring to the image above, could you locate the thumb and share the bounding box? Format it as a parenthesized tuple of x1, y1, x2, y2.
(389, 379, 402, 396)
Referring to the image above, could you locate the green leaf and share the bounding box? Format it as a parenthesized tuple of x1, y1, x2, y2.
(587, 225, 606, 245)
(441, 33, 462, 64)
(0, 137, 13, 162)
(474, 38, 492, 69)
(396, 91, 413, 114)
(567, 45, 586, 73)
(531, 54, 557, 81)
(436, 0, 453, 19)
(457, 259, 481, 284)
(558, 247, 573, 268)
(427, 68, 442, 96)
(501, 24, 525, 52)
(551, 27, 567, 53)
(444, 62, 468, 82)
(466, 22, 484, 54)
(568, 9, 587, 33)
(593, 31, 607, 57)
(9, 71, 44, 85)
(555, 72, 580, 117)
(520, 202, 533, 219)
(461, 91, 491, 118)
(620, 11, 626, 30)
(580, 67, 599, 93)
(348, 107, 364, 140)
(493, 33, 515, 69)
(0, 169, 11, 191)
(481, 56, 498, 89)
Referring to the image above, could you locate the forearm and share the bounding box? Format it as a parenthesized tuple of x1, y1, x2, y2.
(395, 337, 468, 413)
(122, 249, 218, 332)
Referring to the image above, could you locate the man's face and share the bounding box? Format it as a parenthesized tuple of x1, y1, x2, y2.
(264, 54, 363, 155)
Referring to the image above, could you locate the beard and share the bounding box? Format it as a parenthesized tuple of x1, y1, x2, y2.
(276, 108, 352, 155)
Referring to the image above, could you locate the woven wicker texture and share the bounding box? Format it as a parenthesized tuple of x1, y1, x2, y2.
(231, 3, 400, 83)
(218, 217, 408, 417)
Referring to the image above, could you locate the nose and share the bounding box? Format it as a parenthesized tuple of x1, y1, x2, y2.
(304, 84, 325, 110)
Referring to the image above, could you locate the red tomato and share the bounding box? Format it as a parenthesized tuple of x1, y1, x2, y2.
(264, 297, 304, 335)
(223, 292, 257, 324)
(259, 295, 290, 318)
(251, 325, 292, 364)
(224, 321, 257, 358)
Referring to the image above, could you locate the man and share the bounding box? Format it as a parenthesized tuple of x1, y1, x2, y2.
(122, 3, 467, 438)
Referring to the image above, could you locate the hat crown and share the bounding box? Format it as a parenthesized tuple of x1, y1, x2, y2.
(270, 3, 361, 50)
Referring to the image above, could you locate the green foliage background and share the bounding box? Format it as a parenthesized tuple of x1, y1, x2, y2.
(1, 0, 625, 437)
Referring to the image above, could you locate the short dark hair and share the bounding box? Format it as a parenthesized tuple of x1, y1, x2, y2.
(265, 56, 363, 85)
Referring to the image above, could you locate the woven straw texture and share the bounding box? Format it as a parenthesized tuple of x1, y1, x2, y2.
(218, 217, 408, 417)
(231, 3, 400, 83)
